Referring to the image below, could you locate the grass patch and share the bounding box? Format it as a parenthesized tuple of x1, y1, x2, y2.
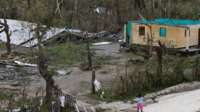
(0, 91, 15, 100)
(97, 55, 200, 101)
(90, 89, 136, 102)
(0, 109, 6, 112)
(94, 56, 109, 65)
(47, 42, 109, 68)
(47, 42, 87, 67)
(0, 43, 5, 49)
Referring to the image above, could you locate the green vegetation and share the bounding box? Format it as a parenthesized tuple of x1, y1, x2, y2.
(98, 55, 200, 101)
(46, 42, 109, 68)
(0, 91, 14, 100)
(0, 43, 5, 49)
(0, 109, 6, 112)
(47, 42, 87, 67)
(94, 56, 109, 66)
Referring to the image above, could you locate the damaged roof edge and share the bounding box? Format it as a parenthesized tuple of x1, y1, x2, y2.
(132, 18, 200, 27)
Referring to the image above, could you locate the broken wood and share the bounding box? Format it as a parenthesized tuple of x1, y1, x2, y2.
(0, 60, 37, 67)
(17, 37, 36, 47)
(0, 85, 20, 91)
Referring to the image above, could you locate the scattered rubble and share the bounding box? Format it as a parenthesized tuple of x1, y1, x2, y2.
(0, 19, 64, 47)
(0, 19, 122, 49)
(56, 69, 72, 76)
(14, 60, 37, 67)
(92, 42, 112, 46)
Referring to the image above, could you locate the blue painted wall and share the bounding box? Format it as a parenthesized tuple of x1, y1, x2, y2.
(127, 21, 132, 44)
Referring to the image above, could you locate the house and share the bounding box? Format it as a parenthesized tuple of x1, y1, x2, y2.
(123, 18, 200, 51)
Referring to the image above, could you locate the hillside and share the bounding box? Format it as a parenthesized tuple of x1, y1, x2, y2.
(1, 0, 200, 32)
(0, 0, 200, 112)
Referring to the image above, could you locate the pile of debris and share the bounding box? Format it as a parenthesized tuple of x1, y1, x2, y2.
(0, 19, 122, 48)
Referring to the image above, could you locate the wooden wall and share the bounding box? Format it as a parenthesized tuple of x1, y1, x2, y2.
(131, 23, 200, 48)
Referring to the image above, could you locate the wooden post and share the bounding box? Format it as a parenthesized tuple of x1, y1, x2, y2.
(86, 32, 92, 70)
(186, 28, 190, 50)
(123, 24, 127, 43)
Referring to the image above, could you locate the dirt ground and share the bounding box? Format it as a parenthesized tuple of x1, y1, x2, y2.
(5, 42, 129, 104)
(46, 43, 125, 103)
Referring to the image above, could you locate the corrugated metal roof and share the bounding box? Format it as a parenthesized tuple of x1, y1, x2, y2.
(133, 18, 200, 26)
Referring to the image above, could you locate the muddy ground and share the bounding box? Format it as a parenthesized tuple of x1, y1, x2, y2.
(0, 42, 133, 106)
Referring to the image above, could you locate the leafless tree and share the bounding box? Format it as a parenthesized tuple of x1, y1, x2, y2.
(24, 0, 64, 111)
(55, 0, 64, 18)
(0, 19, 12, 54)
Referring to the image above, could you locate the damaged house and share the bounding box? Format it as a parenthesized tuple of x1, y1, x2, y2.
(123, 18, 200, 52)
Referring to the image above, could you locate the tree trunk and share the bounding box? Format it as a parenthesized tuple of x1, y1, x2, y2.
(86, 33, 92, 70)
(194, 57, 200, 80)
(45, 76, 54, 107)
(72, 0, 79, 28)
(36, 26, 55, 111)
(0, 19, 11, 54)
(148, 26, 153, 57)
(27, 0, 31, 9)
(155, 42, 163, 87)
(92, 69, 96, 94)
(5, 30, 11, 54)
(114, 0, 122, 28)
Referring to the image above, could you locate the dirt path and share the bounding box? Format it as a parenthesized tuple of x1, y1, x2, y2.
(53, 65, 117, 103)
(145, 89, 200, 112)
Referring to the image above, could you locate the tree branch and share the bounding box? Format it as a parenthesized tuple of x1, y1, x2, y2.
(55, 0, 64, 18)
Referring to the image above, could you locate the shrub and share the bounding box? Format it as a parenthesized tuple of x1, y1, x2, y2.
(111, 55, 200, 99)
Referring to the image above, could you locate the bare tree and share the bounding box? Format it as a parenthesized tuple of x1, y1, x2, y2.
(84, 32, 96, 94)
(155, 41, 166, 87)
(27, 0, 31, 9)
(36, 25, 53, 107)
(24, 0, 65, 111)
(0, 19, 12, 54)
(114, 0, 122, 27)
(55, 0, 64, 18)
